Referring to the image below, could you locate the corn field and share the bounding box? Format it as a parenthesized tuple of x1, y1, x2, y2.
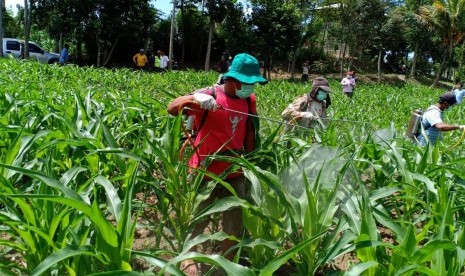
(1, 59, 465, 275)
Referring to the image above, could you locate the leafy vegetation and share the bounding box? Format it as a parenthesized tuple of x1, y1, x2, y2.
(2, 0, 464, 82)
(1, 59, 465, 275)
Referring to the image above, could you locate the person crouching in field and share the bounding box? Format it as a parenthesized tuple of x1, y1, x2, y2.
(416, 92, 465, 146)
(281, 76, 332, 135)
(167, 53, 266, 276)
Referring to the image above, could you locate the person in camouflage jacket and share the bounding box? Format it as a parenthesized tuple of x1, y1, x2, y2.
(282, 76, 332, 132)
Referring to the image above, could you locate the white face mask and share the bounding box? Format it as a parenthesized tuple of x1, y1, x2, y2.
(347, 75, 352, 79)
(235, 83, 255, 98)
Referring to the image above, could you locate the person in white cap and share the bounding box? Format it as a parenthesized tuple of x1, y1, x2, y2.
(167, 53, 266, 275)
(132, 48, 148, 70)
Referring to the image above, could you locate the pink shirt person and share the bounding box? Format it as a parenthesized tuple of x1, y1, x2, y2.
(341, 71, 356, 93)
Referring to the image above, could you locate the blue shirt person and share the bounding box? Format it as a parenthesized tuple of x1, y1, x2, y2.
(59, 44, 69, 65)
(453, 82, 465, 104)
(417, 92, 464, 146)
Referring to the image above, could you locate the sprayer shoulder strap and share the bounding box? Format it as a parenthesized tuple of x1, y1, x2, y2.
(197, 86, 252, 133)
(197, 86, 217, 133)
(421, 106, 439, 130)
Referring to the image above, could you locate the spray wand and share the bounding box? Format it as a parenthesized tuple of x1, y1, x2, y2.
(184, 105, 370, 131)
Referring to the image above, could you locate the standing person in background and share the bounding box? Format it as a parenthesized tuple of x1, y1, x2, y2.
(167, 53, 266, 276)
(416, 92, 465, 146)
(59, 44, 69, 65)
(133, 48, 148, 70)
(217, 52, 228, 73)
(282, 76, 332, 133)
(452, 81, 465, 104)
(227, 55, 233, 71)
(341, 71, 356, 98)
(451, 80, 462, 92)
(400, 64, 407, 74)
(301, 62, 309, 82)
(159, 51, 169, 70)
(153, 50, 161, 72)
(217, 53, 232, 84)
(147, 51, 155, 71)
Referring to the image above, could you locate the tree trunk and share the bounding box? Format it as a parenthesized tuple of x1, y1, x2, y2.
(377, 49, 382, 80)
(24, 0, 31, 59)
(103, 36, 120, 67)
(0, 0, 3, 58)
(59, 32, 63, 52)
(96, 35, 102, 67)
(459, 40, 465, 69)
(320, 22, 328, 55)
(432, 42, 452, 87)
(204, 21, 214, 71)
(267, 54, 272, 79)
(340, 43, 347, 78)
(180, 0, 185, 63)
(263, 51, 270, 80)
(54, 37, 59, 53)
(290, 51, 296, 79)
(169, 0, 177, 70)
(197, 0, 205, 63)
(76, 40, 82, 64)
(410, 42, 419, 78)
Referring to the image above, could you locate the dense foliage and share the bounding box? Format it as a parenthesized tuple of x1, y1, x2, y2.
(1, 0, 465, 81)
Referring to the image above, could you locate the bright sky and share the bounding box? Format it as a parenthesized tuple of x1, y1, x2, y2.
(4, 0, 174, 17)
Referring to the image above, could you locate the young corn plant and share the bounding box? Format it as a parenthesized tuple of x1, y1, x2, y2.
(0, 83, 142, 274)
(134, 114, 256, 274)
(282, 145, 359, 275)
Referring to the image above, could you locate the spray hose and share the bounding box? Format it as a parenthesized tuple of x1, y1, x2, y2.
(452, 127, 465, 148)
(177, 103, 465, 152)
(183, 105, 370, 131)
(214, 107, 465, 149)
(178, 101, 198, 160)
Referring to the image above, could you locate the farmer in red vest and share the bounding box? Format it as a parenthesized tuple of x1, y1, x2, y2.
(167, 53, 266, 275)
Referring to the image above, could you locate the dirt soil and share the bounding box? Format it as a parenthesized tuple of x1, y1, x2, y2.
(270, 70, 454, 90)
(129, 192, 400, 275)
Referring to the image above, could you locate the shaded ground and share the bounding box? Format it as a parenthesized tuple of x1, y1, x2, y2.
(272, 69, 454, 90)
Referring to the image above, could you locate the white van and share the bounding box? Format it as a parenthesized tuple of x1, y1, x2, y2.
(2, 38, 59, 64)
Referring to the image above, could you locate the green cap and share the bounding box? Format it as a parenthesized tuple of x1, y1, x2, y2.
(223, 53, 267, 84)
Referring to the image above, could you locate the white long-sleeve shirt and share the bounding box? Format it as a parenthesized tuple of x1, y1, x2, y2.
(160, 55, 169, 68)
(341, 77, 356, 93)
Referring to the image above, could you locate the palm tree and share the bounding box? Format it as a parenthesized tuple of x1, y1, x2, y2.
(419, 0, 465, 87)
(403, 0, 431, 78)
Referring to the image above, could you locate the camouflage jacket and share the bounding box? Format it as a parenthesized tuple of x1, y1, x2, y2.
(281, 95, 328, 129)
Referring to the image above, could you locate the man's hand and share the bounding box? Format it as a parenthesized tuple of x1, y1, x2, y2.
(301, 112, 316, 120)
(193, 93, 217, 111)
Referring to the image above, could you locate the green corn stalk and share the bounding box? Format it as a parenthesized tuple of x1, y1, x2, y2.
(0, 158, 139, 274)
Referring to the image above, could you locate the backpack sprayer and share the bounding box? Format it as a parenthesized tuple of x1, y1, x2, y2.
(406, 109, 423, 139)
(406, 108, 465, 147)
